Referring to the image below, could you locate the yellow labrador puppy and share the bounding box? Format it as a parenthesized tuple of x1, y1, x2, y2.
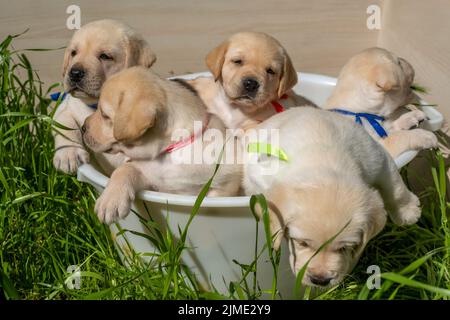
(188, 32, 315, 130)
(324, 47, 437, 158)
(82, 67, 241, 224)
(243, 107, 421, 287)
(53, 19, 156, 174)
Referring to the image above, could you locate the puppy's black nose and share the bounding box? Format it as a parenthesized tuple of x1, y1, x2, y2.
(81, 124, 86, 133)
(309, 275, 333, 286)
(69, 68, 85, 83)
(242, 78, 260, 94)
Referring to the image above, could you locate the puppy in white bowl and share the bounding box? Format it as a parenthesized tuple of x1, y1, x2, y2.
(243, 107, 422, 287)
(324, 47, 437, 158)
(82, 67, 242, 224)
(188, 31, 315, 131)
(52, 19, 156, 175)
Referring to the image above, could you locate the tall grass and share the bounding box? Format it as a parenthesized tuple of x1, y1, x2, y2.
(0, 33, 449, 300)
(0, 33, 202, 300)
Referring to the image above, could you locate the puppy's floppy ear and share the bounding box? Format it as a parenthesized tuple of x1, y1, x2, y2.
(267, 203, 285, 250)
(357, 191, 387, 257)
(264, 185, 292, 250)
(372, 64, 400, 92)
(126, 37, 157, 68)
(62, 46, 71, 78)
(206, 40, 229, 81)
(398, 57, 415, 83)
(113, 93, 158, 142)
(277, 50, 298, 98)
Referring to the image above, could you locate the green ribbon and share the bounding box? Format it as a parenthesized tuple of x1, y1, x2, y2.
(247, 142, 289, 162)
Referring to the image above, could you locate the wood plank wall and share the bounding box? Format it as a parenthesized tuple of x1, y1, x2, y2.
(0, 0, 380, 90)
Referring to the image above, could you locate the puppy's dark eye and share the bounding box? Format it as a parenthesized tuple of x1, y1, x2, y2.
(71, 50, 77, 57)
(232, 59, 242, 65)
(100, 110, 110, 120)
(266, 68, 275, 75)
(338, 247, 347, 254)
(296, 240, 309, 248)
(338, 244, 357, 254)
(99, 53, 113, 61)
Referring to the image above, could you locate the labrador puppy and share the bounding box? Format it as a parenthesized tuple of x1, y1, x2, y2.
(324, 47, 437, 158)
(53, 19, 156, 174)
(243, 107, 421, 287)
(82, 67, 241, 224)
(188, 32, 315, 130)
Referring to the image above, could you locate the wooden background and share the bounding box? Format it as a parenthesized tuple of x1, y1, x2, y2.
(0, 0, 448, 119)
(0, 1, 379, 84)
(379, 0, 450, 121)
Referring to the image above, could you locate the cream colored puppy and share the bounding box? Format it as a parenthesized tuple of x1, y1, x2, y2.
(188, 32, 315, 130)
(53, 19, 156, 174)
(324, 47, 437, 158)
(243, 107, 421, 287)
(82, 67, 241, 224)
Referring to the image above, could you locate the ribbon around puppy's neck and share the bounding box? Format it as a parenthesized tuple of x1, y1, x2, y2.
(270, 93, 289, 113)
(331, 108, 388, 138)
(50, 92, 98, 110)
(247, 142, 289, 162)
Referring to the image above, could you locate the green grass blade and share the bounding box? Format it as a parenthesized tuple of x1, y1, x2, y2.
(381, 273, 450, 297)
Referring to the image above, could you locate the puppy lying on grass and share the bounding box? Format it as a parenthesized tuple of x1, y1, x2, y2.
(243, 107, 421, 287)
(324, 47, 437, 158)
(53, 19, 156, 175)
(82, 67, 241, 224)
(188, 32, 315, 131)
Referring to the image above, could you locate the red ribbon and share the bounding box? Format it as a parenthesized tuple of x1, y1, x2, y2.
(161, 115, 210, 154)
(270, 94, 288, 113)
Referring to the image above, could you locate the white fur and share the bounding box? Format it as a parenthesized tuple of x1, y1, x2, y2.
(243, 107, 421, 286)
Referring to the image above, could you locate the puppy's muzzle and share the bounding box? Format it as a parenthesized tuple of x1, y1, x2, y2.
(69, 67, 85, 83)
(309, 274, 334, 286)
(241, 77, 260, 97)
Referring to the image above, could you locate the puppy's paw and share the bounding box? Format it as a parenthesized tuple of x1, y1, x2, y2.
(395, 110, 427, 130)
(414, 129, 439, 150)
(392, 193, 421, 226)
(94, 184, 134, 224)
(53, 147, 89, 174)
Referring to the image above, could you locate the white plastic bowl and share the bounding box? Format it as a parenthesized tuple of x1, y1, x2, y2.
(77, 72, 443, 297)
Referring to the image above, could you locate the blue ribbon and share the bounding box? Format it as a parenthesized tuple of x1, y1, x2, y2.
(331, 108, 388, 138)
(50, 92, 97, 110)
(50, 92, 67, 102)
